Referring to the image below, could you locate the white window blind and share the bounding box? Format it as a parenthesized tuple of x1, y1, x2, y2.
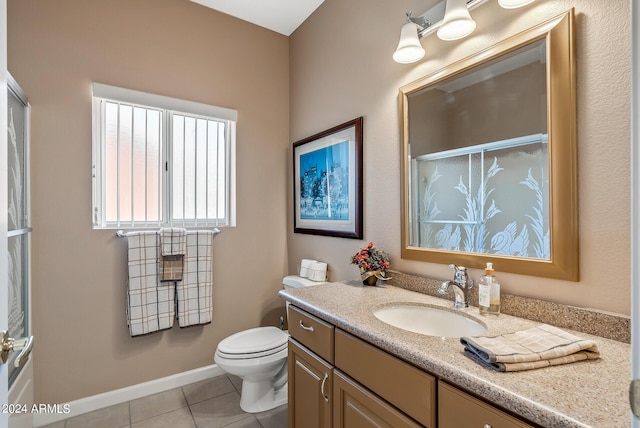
(92, 83, 236, 229)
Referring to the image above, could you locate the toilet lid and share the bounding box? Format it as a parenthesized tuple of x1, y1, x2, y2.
(217, 326, 288, 356)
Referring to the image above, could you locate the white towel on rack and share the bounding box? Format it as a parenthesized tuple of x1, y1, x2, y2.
(126, 231, 175, 336)
(176, 230, 216, 327)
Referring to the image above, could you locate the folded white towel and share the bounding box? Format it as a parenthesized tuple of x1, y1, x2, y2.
(159, 227, 187, 256)
(299, 259, 317, 278)
(309, 261, 327, 282)
(176, 230, 217, 327)
(126, 231, 175, 336)
(461, 324, 600, 372)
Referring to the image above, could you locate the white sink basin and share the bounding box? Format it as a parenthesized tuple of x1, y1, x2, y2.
(373, 304, 487, 338)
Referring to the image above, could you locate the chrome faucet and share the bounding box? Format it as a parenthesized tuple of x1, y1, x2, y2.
(438, 264, 473, 309)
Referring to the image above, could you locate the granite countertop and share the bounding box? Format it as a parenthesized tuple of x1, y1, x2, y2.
(279, 281, 631, 428)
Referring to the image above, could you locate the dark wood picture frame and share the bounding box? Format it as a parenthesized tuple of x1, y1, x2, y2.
(293, 117, 363, 239)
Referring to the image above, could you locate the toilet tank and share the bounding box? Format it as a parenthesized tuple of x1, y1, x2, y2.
(282, 275, 326, 290)
(282, 275, 327, 321)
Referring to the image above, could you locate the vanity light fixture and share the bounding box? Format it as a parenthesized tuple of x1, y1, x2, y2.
(392, 11, 429, 64)
(437, 0, 476, 41)
(393, 0, 535, 64)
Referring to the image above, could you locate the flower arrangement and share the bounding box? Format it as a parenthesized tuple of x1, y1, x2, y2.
(350, 242, 391, 284)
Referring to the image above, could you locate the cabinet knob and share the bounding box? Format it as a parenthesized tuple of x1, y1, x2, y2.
(484, 425, 492, 428)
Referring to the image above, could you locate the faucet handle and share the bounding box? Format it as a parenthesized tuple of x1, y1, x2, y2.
(448, 263, 467, 272)
(449, 264, 469, 284)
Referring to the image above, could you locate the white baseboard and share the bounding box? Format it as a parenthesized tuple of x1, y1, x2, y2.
(33, 364, 225, 427)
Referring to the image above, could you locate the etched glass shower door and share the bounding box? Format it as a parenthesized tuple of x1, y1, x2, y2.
(414, 134, 549, 258)
(7, 74, 30, 386)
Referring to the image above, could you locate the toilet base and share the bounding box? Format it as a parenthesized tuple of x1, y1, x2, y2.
(239, 379, 288, 413)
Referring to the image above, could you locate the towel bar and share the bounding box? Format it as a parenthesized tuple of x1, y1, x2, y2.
(116, 228, 221, 237)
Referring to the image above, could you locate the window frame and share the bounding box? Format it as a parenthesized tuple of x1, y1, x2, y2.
(91, 83, 237, 229)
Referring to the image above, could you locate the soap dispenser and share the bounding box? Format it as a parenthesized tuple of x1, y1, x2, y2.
(479, 262, 500, 315)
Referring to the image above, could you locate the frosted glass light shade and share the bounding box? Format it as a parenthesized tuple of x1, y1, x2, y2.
(437, 0, 476, 41)
(393, 22, 425, 64)
(499, 0, 535, 8)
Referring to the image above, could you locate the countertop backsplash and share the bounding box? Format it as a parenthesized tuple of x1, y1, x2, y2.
(386, 270, 630, 343)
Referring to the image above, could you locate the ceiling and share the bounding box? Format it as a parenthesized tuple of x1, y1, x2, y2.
(189, 0, 325, 36)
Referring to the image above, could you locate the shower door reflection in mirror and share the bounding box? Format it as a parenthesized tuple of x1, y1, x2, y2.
(413, 134, 549, 258)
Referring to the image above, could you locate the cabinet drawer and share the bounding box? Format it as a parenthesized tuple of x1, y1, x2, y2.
(439, 382, 536, 428)
(334, 329, 436, 428)
(288, 305, 335, 364)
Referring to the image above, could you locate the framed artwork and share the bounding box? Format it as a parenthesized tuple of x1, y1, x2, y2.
(293, 117, 363, 239)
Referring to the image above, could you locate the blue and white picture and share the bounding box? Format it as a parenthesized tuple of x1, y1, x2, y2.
(299, 141, 350, 220)
(293, 117, 363, 239)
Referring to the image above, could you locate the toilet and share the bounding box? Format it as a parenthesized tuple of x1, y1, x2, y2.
(214, 275, 326, 413)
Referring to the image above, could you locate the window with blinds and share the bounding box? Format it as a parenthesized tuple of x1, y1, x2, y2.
(92, 84, 236, 229)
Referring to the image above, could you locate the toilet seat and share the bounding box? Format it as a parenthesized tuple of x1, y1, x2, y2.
(217, 326, 288, 360)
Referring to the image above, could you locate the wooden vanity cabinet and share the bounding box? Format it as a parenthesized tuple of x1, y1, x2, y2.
(288, 305, 433, 428)
(287, 305, 537, 428)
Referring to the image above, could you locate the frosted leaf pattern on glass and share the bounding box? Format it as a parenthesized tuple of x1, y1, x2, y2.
(7, 82, 30, 384)
(416, 137, 549, 258)
(8, 94, 25, 230)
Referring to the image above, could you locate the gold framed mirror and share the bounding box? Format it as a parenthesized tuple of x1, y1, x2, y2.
(399, 10, 578, 281)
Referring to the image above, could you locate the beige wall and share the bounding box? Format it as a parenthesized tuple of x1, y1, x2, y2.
(289, 1, 631, 315)
(8, 0, 290, 404)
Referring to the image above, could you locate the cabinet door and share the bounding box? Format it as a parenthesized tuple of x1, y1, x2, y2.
(333, 370, 422, 428)
(288, 339, 333, 428)
(439, 382, 535, 428)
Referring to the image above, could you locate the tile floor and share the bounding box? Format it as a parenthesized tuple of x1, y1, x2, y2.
(41, 374, 287, 428)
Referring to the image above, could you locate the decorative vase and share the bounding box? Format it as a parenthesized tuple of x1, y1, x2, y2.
(361, 271, 379, 286)
(363, 275, 377, 286)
